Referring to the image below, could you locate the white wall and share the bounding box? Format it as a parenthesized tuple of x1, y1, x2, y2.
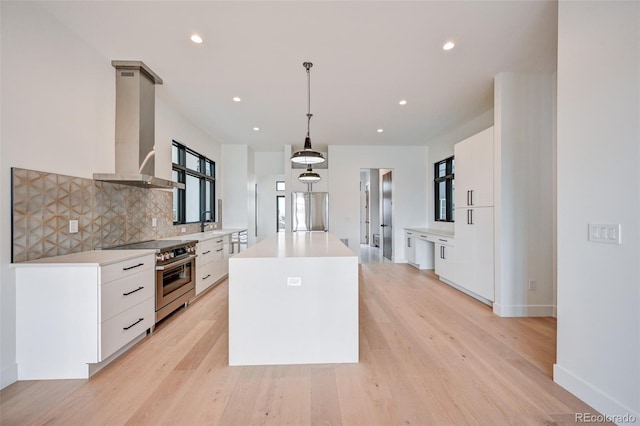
(426, 110, 494, 233)
(221, 144, 257, 245)
(255, 152, 284, 242)
(554, 0, 639, 419)
(494, 73, 555, 317)
(328, 146, 428, 258)
(0, 2, 221, 388)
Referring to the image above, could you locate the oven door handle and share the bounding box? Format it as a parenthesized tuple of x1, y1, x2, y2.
(155, 254, 197, 271)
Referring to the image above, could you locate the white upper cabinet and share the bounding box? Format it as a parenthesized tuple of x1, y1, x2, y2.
(454, 126, 494, 208)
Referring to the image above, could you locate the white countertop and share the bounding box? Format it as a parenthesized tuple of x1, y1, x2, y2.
(166, 228, 247, 243)
(405, 228, 455, 238)
(234, 232, 355, 259)
(13, 249, 156, 267)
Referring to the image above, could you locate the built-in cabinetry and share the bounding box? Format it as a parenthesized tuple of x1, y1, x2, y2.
(14, 250, 155, 379)
(196, 235, 228, 295)
(455, 127, 494, 208)
(405, 230, 416, 266)
(434, 235, 457, 284)
(405, 127, 495, 305)
(454, 126, 495, 302)
(403, 228, 451, 272)
(187, 229, 247, 297)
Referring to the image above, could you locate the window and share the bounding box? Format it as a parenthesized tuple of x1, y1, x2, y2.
(434, 156, 455, 222)
(172, 141, 215, 224)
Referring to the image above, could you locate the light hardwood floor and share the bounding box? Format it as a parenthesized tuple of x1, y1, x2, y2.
(1, 263, 606, 425)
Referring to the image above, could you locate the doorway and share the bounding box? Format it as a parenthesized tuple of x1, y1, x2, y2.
(382, 170, 393, 261)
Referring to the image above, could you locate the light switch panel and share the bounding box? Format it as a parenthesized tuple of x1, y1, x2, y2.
(588, 224, 621, 244)
(69, 220, 79, 234)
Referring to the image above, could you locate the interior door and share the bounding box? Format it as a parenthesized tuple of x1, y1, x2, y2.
(382, 171, 393, 260)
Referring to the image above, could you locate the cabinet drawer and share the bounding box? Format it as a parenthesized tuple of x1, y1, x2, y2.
(101, 254, 155, 284)
(197, 239, 224, 266)
(101, 268, 154, 322)
(196, 261, 216, 295)
(100, 298, 153, 360)
(432, 236, 454, 246)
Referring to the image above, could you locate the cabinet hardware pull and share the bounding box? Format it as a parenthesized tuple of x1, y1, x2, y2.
(123, 318, 144, 330)
(420, 235, 427, 238)
(203, 250, 211, 255)
(123, 286, 144, 296)
(216, 248, 223, 252)
(441, 246, 445, 259)
(467, 209, 474, 225)
(438, 238, 447, 242)
(216, 239, 223, 243)
(467, 190, 471, 206)
(123, 263, 144, 271)
(407, 237, 411, 248)
(469, 190, 474, 206)
(202, 274, 211, 280)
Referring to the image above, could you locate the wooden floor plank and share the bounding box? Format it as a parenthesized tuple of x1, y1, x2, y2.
(0, 263, 610, 425)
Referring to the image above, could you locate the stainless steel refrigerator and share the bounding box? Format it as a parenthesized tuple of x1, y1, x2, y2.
(292, 192, 329, 232)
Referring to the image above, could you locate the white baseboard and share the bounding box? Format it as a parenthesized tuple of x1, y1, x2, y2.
(1, 363, 18, 389)
(493, 303, 555, 317)
(439, 277, 493, 306)
(554, 364, 639, 422)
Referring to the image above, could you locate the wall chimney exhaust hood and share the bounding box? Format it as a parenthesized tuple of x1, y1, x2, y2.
(94, 61, 184, 190)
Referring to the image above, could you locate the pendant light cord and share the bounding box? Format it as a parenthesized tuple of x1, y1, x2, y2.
(304, 62, 313, 139)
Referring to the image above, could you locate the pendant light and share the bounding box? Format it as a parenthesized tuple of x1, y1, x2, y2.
(291, 62, 326, 165)
(298, 164, 321, 183)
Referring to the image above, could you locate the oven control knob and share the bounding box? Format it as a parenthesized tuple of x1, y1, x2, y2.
(156, 253, 164, 262)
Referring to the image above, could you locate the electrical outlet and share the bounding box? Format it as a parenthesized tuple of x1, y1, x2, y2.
(152, 217, 157, 227)
(181, 227, 186, 233)
(69, 219, 79, 234)
(287, 277, 302, 287)
(528, 280, 537, 291)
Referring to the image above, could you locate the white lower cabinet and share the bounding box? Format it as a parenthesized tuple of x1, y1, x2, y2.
(196, 235, 229, 295)
(15, 251, 155, 379)
(455, 206, 494, 301)
(434, 238, 457, 284)
(405, 231, 416, 265)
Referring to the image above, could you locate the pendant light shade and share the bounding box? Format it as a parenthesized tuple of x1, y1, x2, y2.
(298, 165, 321, 183)
(291, 62, 326, 165)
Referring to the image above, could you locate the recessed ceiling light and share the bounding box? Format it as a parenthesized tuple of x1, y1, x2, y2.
(443, 41, 455, 51)
(377, 129, 384, 133)
(190, 34, 203, 44)
(253, 127, 260, 131)
(233, 97, 241, 102)
(399, 100, 407, 106)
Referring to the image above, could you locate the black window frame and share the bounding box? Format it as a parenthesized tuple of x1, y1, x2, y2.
(172, 140, 216, 225)
(434, 156, 455, 222)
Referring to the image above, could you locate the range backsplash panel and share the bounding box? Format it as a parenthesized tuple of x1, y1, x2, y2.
(11, 168, 202, 262)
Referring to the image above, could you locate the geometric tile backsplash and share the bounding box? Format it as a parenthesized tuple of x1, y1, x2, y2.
(11, 167, 202, 262)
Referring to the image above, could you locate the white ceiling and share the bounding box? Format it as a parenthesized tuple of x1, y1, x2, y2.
(39, 1, 558, 152)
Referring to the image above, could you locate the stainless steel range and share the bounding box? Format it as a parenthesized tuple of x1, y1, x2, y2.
(106, 240, 197, 323)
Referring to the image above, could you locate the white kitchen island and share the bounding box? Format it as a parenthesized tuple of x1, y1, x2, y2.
(228, 232, 359, 366)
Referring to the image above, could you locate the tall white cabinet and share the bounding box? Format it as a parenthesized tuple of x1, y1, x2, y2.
(454, 126, 495, 302)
